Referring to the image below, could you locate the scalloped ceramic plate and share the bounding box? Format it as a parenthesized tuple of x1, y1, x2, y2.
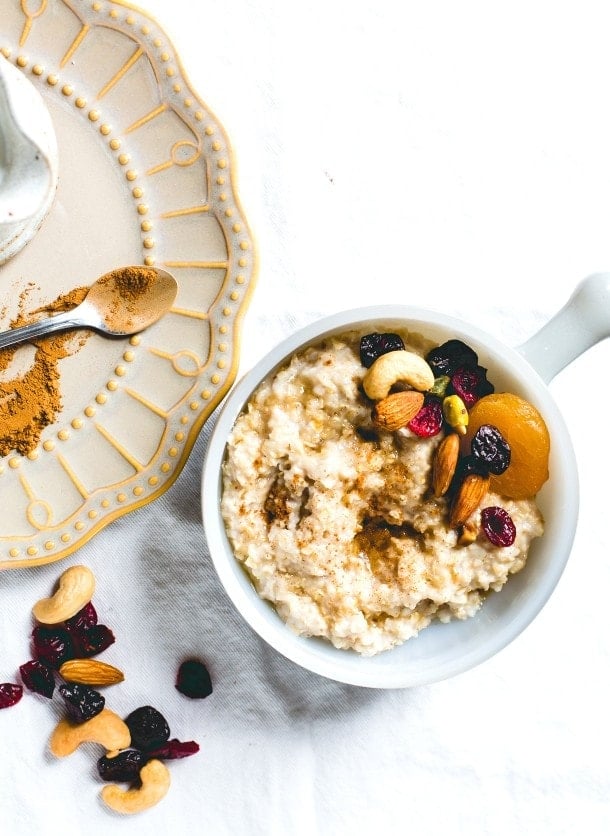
(0, 0, 256, 568)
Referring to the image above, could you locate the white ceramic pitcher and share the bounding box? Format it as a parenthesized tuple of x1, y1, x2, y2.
(0, 54, 58, 265)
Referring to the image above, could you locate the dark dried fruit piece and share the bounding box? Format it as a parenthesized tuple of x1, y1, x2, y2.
(19, 660, 55, 699)
(125, 705, 170, 751)
(0, 683, 23, 709)
(449, 365, 494, 408)
(97, 749, 146, 782)
(73, 624, 116, 658)
(426, 340, 478, 376)
(176, 659, 213, 699)
(407, 396, 443, 438)
(146, 738, 200, 760)
(64, 602, 98, 633)
(32, 625, 74, 669)
(448, 454, 490, 497)
(481, 506, 516, 547)
(471, 424, 511, 475)
(59, 683, 105, 723)
(359, 332, 405, 368)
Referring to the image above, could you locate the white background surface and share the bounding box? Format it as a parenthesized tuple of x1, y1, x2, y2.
(2, 1, 610, 833)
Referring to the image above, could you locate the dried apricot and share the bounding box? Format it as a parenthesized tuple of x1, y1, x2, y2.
(462, 393, 550, 499)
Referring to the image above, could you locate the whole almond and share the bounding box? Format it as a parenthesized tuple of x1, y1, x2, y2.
(372, 390, 424, 432)
(432, 433, 460, 497)
(59, 659, 124, 686)
(450, 473, 490, 527)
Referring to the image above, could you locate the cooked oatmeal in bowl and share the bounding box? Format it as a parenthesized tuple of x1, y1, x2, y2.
(202, 302, 580, 688)
(220, 329, 545, 657)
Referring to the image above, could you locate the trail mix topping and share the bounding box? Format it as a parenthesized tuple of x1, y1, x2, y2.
(59, 682, 105, 723)
(481, 506, 517, 547)
(360, 330, 550, 546)
(125, 706, 170, 751)
(471, 424, 511, 475)
(19, 660, 55, 699)
(359, 331, 405, 367)
(426, 339, 478, 376)
(407, 395, 443, 438)
(0, 564, 212, 815)
(0, 682, 23, 709)
(176, 659, 214, 699)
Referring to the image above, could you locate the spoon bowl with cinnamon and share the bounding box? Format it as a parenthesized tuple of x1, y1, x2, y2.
(0, 266, 177, 349)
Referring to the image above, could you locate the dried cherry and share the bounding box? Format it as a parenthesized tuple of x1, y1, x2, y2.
(426, 340, 478, 376)
(407, 396, 443, 438)
(146, 739, 200, 760)
(0, 683, 23, 709)
(73, 624, 116, 658)
(59, 683, 105, 723)
(471, 424, 511, 475)
(449, 365, 494, 408)
(19, 660, 55, 699)
(359, 332, 405, 368)
(176, 659, 213, 699)
(64, 602, 98, 633)
(481, 507, 516, 547)
(97, 749, 146, 782)
(32, 625, 74, 669)
(125, 705, 170, 751)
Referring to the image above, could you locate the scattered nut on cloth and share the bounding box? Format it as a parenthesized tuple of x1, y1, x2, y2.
(2, 0, 610, 834)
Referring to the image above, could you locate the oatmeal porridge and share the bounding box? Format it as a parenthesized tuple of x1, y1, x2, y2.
(220, 330, 546, 656)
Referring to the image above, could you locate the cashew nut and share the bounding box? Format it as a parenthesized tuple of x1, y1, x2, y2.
(101, 759, 171, 815)
(32, 564, 95, 624)
(362, 350, 435, 400)
(50, 708, 131, 757)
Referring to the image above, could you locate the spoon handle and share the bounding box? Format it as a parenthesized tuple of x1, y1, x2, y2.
(0, 310, 89, 350)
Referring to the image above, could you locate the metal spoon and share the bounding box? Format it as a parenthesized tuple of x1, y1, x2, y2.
(0, 266, 177, 350)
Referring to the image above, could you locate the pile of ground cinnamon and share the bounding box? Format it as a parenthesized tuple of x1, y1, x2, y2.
(0, 285, 89, 457)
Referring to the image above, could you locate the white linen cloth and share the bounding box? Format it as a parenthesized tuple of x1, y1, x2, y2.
(2, 1, 610, 833)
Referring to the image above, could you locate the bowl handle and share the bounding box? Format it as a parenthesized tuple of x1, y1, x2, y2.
(517, 273, 610, 383)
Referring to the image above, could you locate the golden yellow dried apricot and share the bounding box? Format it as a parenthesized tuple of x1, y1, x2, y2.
(462, 392, 550, 499)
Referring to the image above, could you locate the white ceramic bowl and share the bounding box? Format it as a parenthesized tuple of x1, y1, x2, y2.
(202, 275, 610, 688)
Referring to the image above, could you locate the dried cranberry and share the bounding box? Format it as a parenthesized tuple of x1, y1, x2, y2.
(0, 683, 23, 709)
(98, 749, 146, 782)
(176, 659, 213, 699)
(481, 507, 516, 547)
(32, 625, 74, 668)
(471, 424, 511, 475)
(72, 624, 115, 658)
(359, 332, 405, 368)
(449, 365, 494, 407)
(125, 706, 170, 751)
(426, 340, 478, 376)
(146, 738, 200, 760)
(59, 683, 105, 723)
(407, 396, 443, 438)
(19, 660, 55, 699)
(64, 602, 98, 633)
